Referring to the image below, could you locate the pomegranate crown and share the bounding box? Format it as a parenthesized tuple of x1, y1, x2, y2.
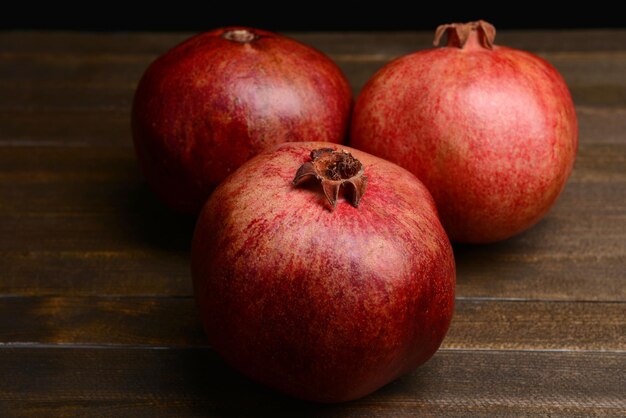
(434, 20, 496, 49)
(293, 148, 368, 210)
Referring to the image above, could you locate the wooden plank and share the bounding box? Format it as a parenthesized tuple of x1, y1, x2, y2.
(0, 31, 193, 55)
(1, 106, 624, 148)
(0, 145, 137, 180)
(297, 30, 626, 54)
(0, 147, 195, 296)
(0, 142, 622, 192)
(2, 30, 626, 55)
(0, 297, 205, 346)
(0, 244, 623, 300)
(578, 107, 626, 144)
(0, 144, 622, 215)
(0, 297, 624, 350)
(0, 54, 149, 84)
(3, 49, 626, 82)
(448, 300, 626, 350)
(0, 54, 625, 109)
(0, 213, 195, 252)
(0, 348, 623, 417)
(0, 81, 134, 111)
(0, 144, 623, 299)
(0, 250, 191, 297)
(0, 144, 621, 218)
(1, 30, 625, 112)
(0, 109, 131, 146)
(456, 253, 625, 302)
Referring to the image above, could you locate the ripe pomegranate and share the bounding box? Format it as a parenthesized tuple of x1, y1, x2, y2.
(192, 142, 455, 402)
(132, 27, 352, 214)
(351, 20, 578, 243)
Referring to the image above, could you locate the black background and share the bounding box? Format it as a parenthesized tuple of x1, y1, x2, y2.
(2, 6, 623, 31)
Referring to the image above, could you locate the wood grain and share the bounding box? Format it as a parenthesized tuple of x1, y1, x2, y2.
(0, 297, 205, 346)
(1, 59, 624, 110)
(449, 300, 626, 350)
(0, 348, 623, 417)
(2, 30, 626, 55)
(0, 250, 191, 297)
(0, 144, 622, 211)
(1, 106, 625, 148)
(0, 144, 622, 299)
(0, 109, 131, 146)
(2, 50, 625, 84)
(0, 297, 623, 351)
(2, 30, 626, 113)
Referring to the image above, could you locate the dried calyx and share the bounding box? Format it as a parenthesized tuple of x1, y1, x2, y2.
(434, 20, 496, 49)
(221, 29, 259, 43)
(293, 148, 368, 210)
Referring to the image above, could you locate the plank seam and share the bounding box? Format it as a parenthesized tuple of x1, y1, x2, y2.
(0, 342, 624, 354)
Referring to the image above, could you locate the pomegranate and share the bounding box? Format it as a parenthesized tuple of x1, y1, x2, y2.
(350, 20, 578, 243)
(192, 142, 455, 402)
(132, 27, 351, 214)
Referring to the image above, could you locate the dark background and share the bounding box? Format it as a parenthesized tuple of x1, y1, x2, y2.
(2, 7, 624, 31)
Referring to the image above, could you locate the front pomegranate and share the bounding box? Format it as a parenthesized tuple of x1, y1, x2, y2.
(192, 142, 455, 402)
(351, 20, 578, 243)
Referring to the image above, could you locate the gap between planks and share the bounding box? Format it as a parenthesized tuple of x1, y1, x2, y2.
(0, 294, 625, 303)
(0, 343, 623, 355)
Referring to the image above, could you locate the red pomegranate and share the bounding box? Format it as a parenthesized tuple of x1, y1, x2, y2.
(192, 142, 455, 402)
(132, 27, 352, 214)
(351, 21, 578, 243)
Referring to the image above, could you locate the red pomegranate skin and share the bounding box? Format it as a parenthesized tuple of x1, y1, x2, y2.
(191, 142, 455, 402)
(132, 27, 352, 214)
(350, 24, 578, 243)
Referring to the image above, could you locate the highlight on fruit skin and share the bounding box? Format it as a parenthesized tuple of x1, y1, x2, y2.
(192, 141, 455, 403)
(350, 20, 578, 243)
(132, 26, 352, 215)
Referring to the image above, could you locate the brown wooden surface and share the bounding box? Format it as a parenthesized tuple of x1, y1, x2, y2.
(0, 30, 624, 416)
(0, 297, 624, 350)
(0, 349, 623, 417)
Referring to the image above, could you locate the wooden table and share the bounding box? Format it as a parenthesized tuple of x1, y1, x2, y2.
(0, 30, 624, 417)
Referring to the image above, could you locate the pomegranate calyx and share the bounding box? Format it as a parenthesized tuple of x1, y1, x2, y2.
(293, 148, 368, 210)
(221, 29, 259, 43)
(433, 20, 496, 50)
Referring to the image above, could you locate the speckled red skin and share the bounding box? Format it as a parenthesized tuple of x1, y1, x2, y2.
(191, 142, 455, 402)
(350, 33, 578, 243)
(132, 27, 352, 214)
